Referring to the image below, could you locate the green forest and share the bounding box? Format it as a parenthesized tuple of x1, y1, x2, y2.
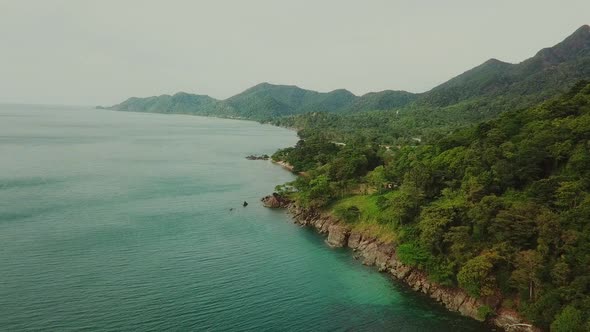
(272, 82, 590, 330)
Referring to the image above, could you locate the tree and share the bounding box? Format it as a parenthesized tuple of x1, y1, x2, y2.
(511, 250, 542, 301)
(457, 252, 498, 298)
(490, 203, 539, 249)
(295, 174, 333, 207)
(390, 181, 425, 225)
(367, 165, 388, 192)
(550, 306, 584, 332)
(443, 226, 473, 263)
(418, 206, 453, 254)
(418, 190, 467, 254)
(555, 181, 586, 210)
(468, 195, 504, 241)
(550, 260, 570, 287)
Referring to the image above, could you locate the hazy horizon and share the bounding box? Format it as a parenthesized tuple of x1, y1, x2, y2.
(1, 0, 589, 105)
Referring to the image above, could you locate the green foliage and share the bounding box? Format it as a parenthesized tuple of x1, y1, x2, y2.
(367, 166, 388, 193)
(334, 205, 361, 223)
(550, 306, 584, 332)
(510, 250, 543, 301)
(296, 174, 333, 208)
(272, 135, 340, 172)
(477, 305, 495, 321)
(396, 242, 431, 268)
(457, 252, 499, 298)
(390, 181, 425, 225)
(275, 82, 590, 329)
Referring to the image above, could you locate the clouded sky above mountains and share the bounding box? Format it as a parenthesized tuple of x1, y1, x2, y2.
(1, 0, 588, 105)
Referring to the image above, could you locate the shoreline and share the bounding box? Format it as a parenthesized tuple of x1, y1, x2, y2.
(271, 160, 294, 172)
(261, 195, 538, 332)
(107, 106, 537, 331)
(98, 108, 301, 134)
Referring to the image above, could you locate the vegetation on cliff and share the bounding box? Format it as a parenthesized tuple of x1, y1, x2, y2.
(273, 82, 590, 330)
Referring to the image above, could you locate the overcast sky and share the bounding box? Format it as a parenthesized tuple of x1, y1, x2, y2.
(0, 0, 588, 105)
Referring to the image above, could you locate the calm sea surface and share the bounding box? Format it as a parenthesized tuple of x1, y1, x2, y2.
(0, 105, 488, 331)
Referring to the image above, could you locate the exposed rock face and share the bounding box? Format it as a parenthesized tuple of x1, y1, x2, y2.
(261, 193, 290, 208)
(493, 309, 537, 332)
(326, 224, 349, 247)
(270, 200, 539, 332)
(347, 231, 362, 249)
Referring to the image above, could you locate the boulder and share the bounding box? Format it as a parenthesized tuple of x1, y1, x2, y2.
(326, 224, 350, 247)
(347, 231, 362, 249)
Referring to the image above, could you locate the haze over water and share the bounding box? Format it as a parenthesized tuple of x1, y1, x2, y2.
(0, 105, 487, 331)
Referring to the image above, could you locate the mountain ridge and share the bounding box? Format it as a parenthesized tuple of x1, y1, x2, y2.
(104, 24, 590, 124)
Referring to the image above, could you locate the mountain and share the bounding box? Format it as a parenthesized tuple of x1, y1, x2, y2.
(105, 82, 418, 120)
(224, 83, 359, 118)
(104, 25, 590, 126)
(106, 92, 232, 116)
(348, 90, 419, 113)
(419, 24, 590, 112)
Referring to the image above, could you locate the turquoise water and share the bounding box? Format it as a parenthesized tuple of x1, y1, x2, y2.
(0, 105, 488, 331)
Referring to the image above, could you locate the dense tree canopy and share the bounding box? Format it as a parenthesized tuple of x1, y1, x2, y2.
(274, 82, 590, 329)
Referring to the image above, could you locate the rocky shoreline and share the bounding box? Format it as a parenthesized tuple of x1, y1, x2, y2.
(261, 194, 539, 332)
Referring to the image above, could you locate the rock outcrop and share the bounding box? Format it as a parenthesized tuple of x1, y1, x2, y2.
(261, 193, 290, 208)
(326, 224, 349, 247)
(272, 199, 539, 332)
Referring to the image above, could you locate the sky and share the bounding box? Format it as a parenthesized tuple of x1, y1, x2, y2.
(0, 0, 589, 105)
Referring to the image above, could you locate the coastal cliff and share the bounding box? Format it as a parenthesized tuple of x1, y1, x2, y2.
(262, 195, 538, 332)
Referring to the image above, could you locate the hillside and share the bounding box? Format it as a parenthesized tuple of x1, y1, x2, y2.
(347, 90, 419, 113)
(420, 24, 590, 110)
(224, 83, 360, 117)
(104, 92, 236, 117)
(271, 25, 590, 145)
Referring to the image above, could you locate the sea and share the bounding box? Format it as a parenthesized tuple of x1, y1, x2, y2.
(0, 104, 488, 331)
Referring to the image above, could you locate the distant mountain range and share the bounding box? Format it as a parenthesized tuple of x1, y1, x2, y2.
(102, 25, 590, 122)
(101, 83, 416, 121)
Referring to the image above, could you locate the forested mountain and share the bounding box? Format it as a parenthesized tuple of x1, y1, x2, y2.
(421, 24, 590, 110)
(104, 25, 590, 130)
(103, 83, 416, 120)
(347, 90, 418, 113)
(101, 92, 234, 117)
(224, 83, 358, 117)
(273, 81, 590, 330)
(272, 25, 590, 144)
